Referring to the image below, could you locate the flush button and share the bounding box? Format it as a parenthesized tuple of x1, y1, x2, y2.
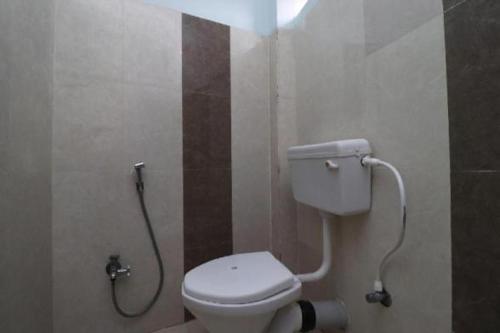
(325, 160, 339, 170)
(231, 266, 238, 270)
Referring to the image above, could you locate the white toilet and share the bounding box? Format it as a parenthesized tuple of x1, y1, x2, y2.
(182, 252, 302, 333)
(182, 139, 372, 333)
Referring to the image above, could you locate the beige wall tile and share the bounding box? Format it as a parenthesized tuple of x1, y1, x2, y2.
(0, 0, 54, 332)
(231, 28, 272, 254)
(274, 1, 451, 332)
(52, 1, 184, 332)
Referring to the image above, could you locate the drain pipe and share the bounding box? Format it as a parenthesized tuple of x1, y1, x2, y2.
(268, 300, 348, 333)
(296, 211, 334, 283)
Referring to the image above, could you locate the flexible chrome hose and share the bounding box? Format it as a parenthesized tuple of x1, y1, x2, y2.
(111, 183, 165, 318)
(362, 157, 407, 292)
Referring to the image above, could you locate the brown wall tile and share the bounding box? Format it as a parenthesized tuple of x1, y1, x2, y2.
(445, 0, 500, 331)
(445, 0, 500, 172)
(451, 172, 500, 332)
(183, 93, 231, 170)
(182, 15, 230, 97)
(182, 13, 233, 291)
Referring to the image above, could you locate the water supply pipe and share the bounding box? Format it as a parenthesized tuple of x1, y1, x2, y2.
(361, 156, 407, 307)
(296, 211, 334, 283)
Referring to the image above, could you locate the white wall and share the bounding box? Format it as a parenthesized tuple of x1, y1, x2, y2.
(0, 0, 53, 332)
(51, 2, 275, 332)
(273, 0, 452, 332)
(52, 1, 184, 332)
(146, 0, 276, 35)
(145, 0, 322, 36)
(231, 28, 272, 253)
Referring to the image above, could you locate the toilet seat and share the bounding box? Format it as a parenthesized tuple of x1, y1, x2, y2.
(182, 280, 301, 317)
(183, 252, 297, 305)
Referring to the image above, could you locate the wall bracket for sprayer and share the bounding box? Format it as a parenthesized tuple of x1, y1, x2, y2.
(365, 288, 392, 307)
(106, 255, 131, 281)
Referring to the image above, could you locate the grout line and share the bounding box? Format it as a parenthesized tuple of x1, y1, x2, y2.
(452, 170, 500, 174)
(365, 10, 443, 57)
(444, 0, 468, 14)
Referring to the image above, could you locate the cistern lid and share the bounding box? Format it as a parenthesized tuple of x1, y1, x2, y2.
(288, 138, 371, 160)
(183, 252, 296, 304)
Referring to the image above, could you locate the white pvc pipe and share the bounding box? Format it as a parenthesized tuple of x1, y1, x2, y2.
(267, 300, 348, 333)
(312, 300, 349, 331)
(361, 157, 407, 292)
(296, 212, 333, 283)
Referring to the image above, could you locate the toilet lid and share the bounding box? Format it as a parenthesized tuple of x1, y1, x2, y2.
(183, 252, 296, 304)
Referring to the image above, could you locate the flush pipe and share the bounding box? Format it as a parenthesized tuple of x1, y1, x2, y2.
(296, 211, 334, 283)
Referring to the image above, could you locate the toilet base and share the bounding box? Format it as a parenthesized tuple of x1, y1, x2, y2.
(191, 309, 277, 333)
(182, 281, 302, 333)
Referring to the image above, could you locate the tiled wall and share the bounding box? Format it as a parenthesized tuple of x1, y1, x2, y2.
(0, 1, 53, 332)
(273, 1, 452, 332)
(51, 1, 272, 332)
(182, 14, 273, 320)
(182, 14, 233, 278)
(52, 1, 184, 332)
(443, 0, 500, 331)
(5, 0, 497, 332)
(231, 28, 272, 254)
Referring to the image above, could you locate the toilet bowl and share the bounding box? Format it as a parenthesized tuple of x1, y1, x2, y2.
(182, 252, 302, 333)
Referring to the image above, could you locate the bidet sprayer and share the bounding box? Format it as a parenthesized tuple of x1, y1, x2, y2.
(134, 162, 145, 191)
(106, 160, 165, 318)
(361, 156, 407, 308)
